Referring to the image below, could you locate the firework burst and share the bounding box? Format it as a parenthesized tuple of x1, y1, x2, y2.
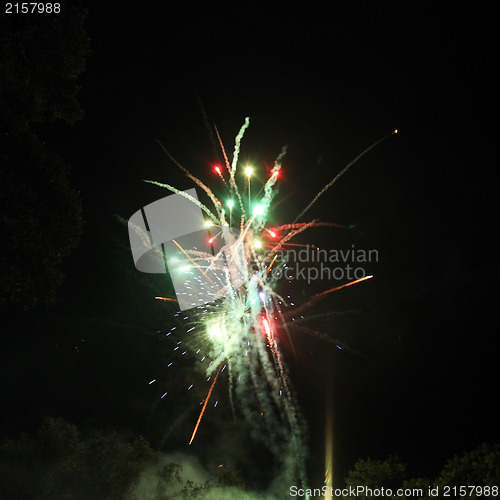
(142, 118, 395, 493)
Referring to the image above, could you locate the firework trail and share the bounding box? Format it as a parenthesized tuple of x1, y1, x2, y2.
(145, 119, 393, 495)
(189, 368, 221, 445)
(294, 130, 397, 223)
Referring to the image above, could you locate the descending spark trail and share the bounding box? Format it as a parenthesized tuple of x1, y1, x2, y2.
(143, 119, 395, 494)
(155, 296, 178, 303)
(189, 368, 221, 445)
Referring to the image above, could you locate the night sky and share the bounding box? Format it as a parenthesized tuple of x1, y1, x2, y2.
(1, 1, 498, 495)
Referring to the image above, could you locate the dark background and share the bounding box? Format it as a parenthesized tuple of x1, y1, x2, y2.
(1, 1, 498, 493)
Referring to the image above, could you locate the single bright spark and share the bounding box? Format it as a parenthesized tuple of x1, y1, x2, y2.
(245, 166, 253, 177)
(207, 320, 226, 341)
(253, 203, 265, 216)
(262, 317, 272, 338)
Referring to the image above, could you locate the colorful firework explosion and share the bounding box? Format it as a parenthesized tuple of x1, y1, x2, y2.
(141, 118, 396, 492)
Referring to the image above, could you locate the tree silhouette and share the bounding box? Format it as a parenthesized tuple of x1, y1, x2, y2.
(435, 443, 500, 490)
(344, 445, 499, 500)
(344, 455, 407, 499)
(0, 3, 89, 309)
(0, 417, 246, 500)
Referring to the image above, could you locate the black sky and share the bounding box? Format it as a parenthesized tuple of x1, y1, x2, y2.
(1, 1, 499, 492)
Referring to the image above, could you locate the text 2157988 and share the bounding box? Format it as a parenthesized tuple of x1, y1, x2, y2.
(5, 3, 60, 13)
